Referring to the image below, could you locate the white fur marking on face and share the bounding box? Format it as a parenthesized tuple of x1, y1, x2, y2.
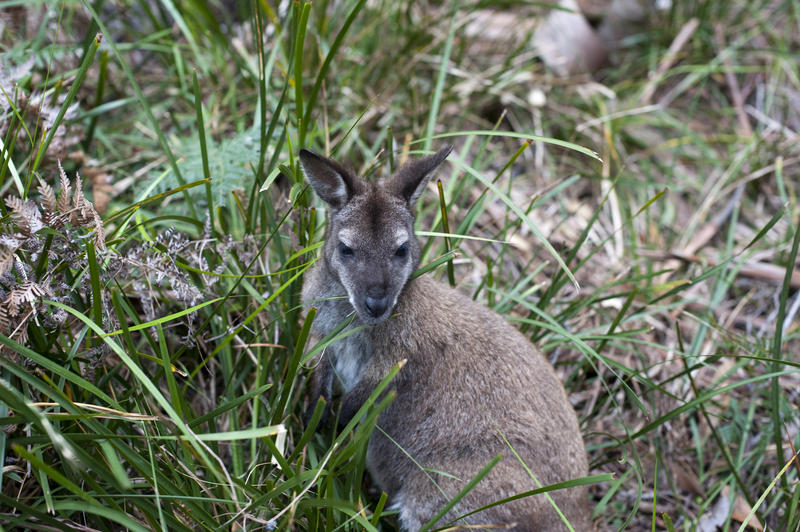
(338, 228, 355, 247)
(394, 228, 409, 247)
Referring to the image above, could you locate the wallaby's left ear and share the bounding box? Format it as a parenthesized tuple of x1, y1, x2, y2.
(387, 146, 453, 206)
(299, 149, 362, 211)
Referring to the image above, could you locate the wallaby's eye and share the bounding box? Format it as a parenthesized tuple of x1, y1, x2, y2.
(338, 242, 354, 257)
(395, 242, 409, 258)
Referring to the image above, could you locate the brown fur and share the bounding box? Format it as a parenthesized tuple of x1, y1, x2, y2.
(300, 147, 591, 531)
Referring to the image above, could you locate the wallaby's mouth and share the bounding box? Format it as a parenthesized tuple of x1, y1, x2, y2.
(362, 315, 389, 326)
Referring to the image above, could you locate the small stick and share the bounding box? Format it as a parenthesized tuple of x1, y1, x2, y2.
(643, 249, 800, 289)
(640, 17, 700, 104)
(656, 185, 744, 286)
(713, 24, 753, 137)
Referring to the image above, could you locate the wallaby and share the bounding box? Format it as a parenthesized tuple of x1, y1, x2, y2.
(300, 146, 592, 531)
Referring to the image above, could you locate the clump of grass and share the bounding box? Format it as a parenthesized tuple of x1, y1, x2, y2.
(0, 1, 798, 531)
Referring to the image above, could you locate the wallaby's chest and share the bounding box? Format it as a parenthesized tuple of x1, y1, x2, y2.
(303, 266, 370, 391)
(310, 296, 374, 392)
(327, 331, 371, 391)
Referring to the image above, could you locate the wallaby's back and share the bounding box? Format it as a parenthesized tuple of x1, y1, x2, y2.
(300, 147, 592, 531)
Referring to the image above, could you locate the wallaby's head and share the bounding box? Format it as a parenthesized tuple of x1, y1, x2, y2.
(300, 147, 452, 325)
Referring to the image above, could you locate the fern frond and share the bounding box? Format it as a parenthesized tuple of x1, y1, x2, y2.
(91, 209, 106, 251)
(72, 173, 85, 208)
(5, 197, 43, 236)
(5, 196, 24, 213)
(12, 322, 28, 346)
(57, 161, 72, 215)
(38, 177, 58, 215)
(48, 212, 69, 230)
(0, 303, 10, 334)
(70, 173, 86, 225)
(7, 281, 48, 315)
(0, 247, 14, 277)
(0, 235, 22, 251)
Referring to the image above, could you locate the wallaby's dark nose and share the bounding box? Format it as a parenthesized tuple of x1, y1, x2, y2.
(364, 294, 390, 318)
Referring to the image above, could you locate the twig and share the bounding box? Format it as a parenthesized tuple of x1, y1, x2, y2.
(640, 18, 699, 104)
(713, 24, 753, 137)
(745, 105, 799, 139)
(643, 249, 800, 289)
(722, 156, 800, 197)
(656, 185, 744, 286)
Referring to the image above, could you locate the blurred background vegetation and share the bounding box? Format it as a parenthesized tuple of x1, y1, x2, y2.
(0, 0, 798, 530)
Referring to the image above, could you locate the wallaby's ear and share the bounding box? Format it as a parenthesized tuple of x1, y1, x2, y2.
(387, 146, 453, 207)
(299, 149, 361, 210)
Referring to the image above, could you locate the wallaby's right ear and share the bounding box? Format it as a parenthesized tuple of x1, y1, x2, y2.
(387, 146, 453, 207)
(299, 149, 360, 210)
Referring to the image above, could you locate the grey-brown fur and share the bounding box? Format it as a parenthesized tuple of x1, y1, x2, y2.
(300, 147, 591, 531)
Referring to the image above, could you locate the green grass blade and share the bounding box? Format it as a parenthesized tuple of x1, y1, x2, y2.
(421, 130, 601, 161)
(192, 69, 215, 236)
(422, 0, 460, 153)
(98, 439, 133, 490)
(272, 307, 316, 425)
(0, 334, 117, 407)
(436, 179, 455, 286)
(770, 214, 800, 484)
(302, 0, 367, 130)
(103, 297, 224, 336)
(735, 453, 797, 532)
(294, 1, 312, 147)
(42, 300, 227, 486)
(419, 453, 502, 532)
(31, 33, 101, 182)
(52, 500, 151, 532)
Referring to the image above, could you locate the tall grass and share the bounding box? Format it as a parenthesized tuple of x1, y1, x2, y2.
(0, 1, 798, 531)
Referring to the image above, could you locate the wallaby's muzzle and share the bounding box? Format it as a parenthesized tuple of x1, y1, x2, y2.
(350, 280, 396, 324)
(364, 294, 390, 319)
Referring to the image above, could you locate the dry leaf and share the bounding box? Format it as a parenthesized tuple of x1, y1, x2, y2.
(666, 455, 704, 497)
(697, 489, 730, 532)
(724, 486, 764, 531)
(84, 166, 113, 215)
